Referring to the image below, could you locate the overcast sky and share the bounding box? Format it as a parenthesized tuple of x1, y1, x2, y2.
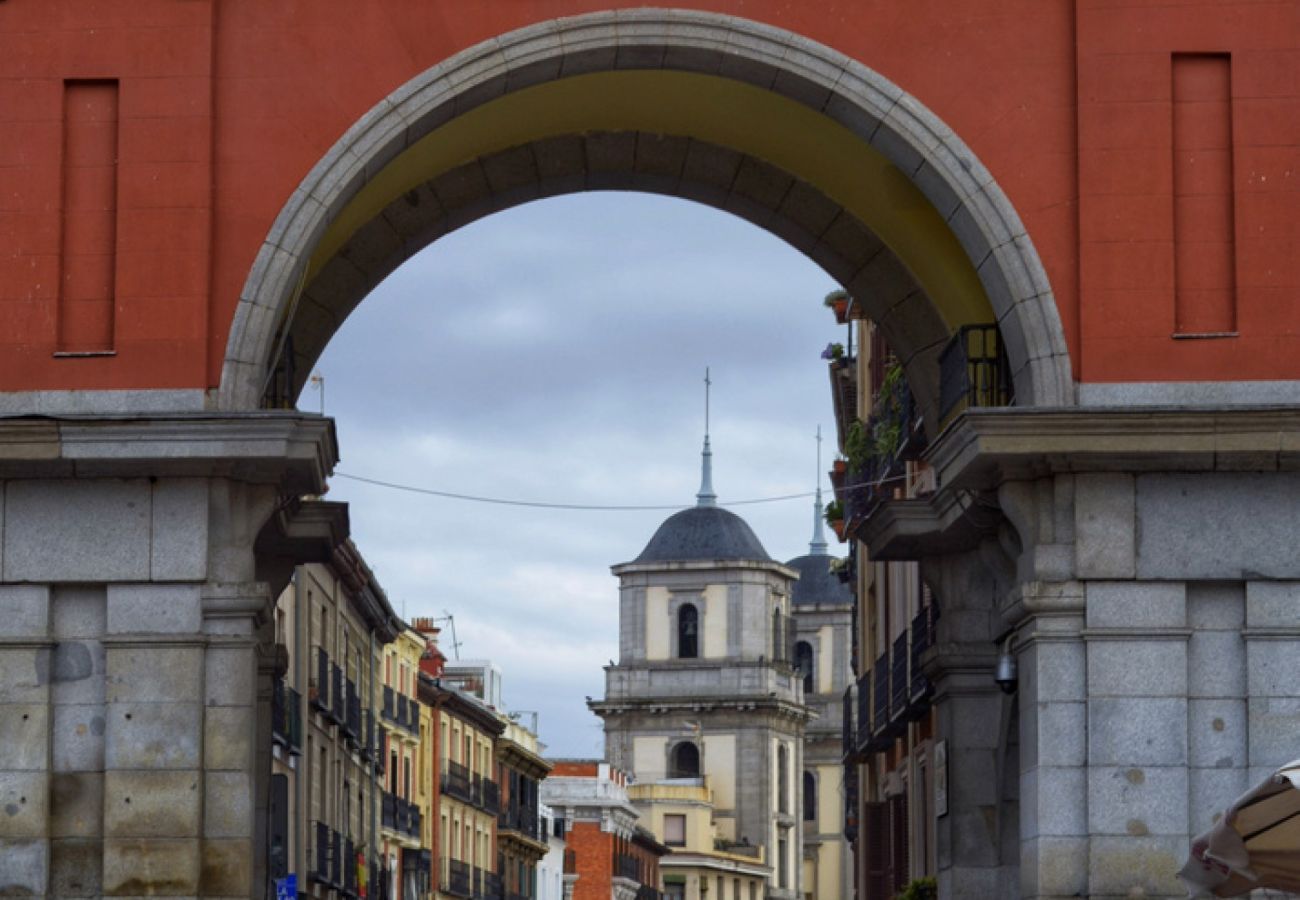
(315, 191, 843, 758)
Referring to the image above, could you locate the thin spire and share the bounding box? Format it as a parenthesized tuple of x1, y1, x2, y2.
(810, 425, 828, 554)
(697, 368, 717, 507)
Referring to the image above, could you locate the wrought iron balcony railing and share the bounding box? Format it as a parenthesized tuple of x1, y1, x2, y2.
(938, 323, 1012, 423)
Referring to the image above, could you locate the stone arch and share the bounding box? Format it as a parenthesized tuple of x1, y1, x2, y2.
(669, 740, 701, 779)
(220, 9, 1073, 415)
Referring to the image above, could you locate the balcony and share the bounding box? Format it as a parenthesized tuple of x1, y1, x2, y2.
(310, 820, 331, 886)
(841, 683, 855, 762)
(342, 836, 358, 898)
(938, 323, 1012, 424)
(272, 678, 302, 754)
(909, 604, 937, 713)
(396, 694, 410, 732)
(890, 631, 908, 724)
(636, 888, 663, 900)
(331, 663, 346, 725)
(310, 647, 330, 715)
(403, 848, 433, 897)
(382, 684, 396, 722)
(446, 859, 472, 898)
(499, 803, 540, 841)
(442, 760, 475, 804)
(482, 870, 504, 900)
(828, 354, 859, 449)
(343, 678, 361, 743)
(854, 670, 871, 752)
(615, 853, 641, 882)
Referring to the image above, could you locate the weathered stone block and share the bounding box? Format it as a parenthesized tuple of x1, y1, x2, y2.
(1137, 473, 1300, 580)
(51, 702, 105, 772)
(104, 771, 201, 838)
(203, 706, 253, 771)
(203, 772, 253, 839)
(0, 647, 50, 704)
(0, 838, 48, 894)
(1086, 639, 1187, 697)
(1248, 697, 1300, 767)
(0, 584, 51, 637)
(102, 838, 200, 895)
(106, 702, 202, 769)
(1189, 767, 1248, 833)
(0, 771, 49, 838)
(1088, 698, 1187, 766)
(1019, 640, 1086, 703)
(51, 836, 104, 896)
(0, 703, 48, 770)
(50, 770, 104, 838)
(1088, 834, 1187, 897)
(52, 585, 106, 638)
(4, 479, 151, 581)
(1087, 765, 1188, 836)
(1245, 581, 1300, 628)
(200, 837, 253, 895)
(1188, 698, 1247, 768)
(151, 479, 209, 582)
(1188, 629, 1246, 699)
(1020, 835, 1087, 899)
(1187, 581, 1246, 630)
(1085, 581, 1185, 629)
(1074, 473, 1135, 578)
(107, 584, 203, 634)
(107, 645, 202, 703)
(1246, 639, 1300, 697)
(204, 645, 255, 706)
(1020, 699, 1086, 769)
(1020, 765, 1086, 838)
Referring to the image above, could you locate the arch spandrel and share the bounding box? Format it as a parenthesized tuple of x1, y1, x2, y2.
(221, 9, 1073, 413)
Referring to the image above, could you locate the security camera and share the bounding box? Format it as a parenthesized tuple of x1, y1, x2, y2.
(994, 649, 1018, 694)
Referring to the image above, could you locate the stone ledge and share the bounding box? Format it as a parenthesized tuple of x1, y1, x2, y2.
(0, 413, 337, 494)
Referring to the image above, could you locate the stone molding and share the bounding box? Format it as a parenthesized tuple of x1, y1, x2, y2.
(219, 8, 1073, 412)
(0, 413, 337, 493)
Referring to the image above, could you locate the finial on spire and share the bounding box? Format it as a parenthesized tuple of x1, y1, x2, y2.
(810, 425, 828, 554)
(697, 368, 717, 507)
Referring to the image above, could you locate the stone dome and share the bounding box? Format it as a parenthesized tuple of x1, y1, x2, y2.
(785, 553, 853, 606)
(634, 505, 772, 564)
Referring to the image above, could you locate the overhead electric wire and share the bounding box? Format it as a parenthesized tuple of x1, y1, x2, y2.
(332, 469, 912, 511)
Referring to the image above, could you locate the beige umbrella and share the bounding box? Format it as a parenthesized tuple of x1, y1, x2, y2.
(1180, 758, 1300, 897)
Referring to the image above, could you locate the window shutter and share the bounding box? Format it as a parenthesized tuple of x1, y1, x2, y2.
(863, 800, 889, 899)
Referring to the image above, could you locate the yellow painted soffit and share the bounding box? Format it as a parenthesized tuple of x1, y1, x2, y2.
(309, 70, 990, 329)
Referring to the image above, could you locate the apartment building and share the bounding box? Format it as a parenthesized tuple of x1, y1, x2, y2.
(380, 626, 430, 898)
(270, 538, 404, 899)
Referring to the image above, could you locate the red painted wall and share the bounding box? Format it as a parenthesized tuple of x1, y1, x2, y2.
(1, 1, 1296, 394)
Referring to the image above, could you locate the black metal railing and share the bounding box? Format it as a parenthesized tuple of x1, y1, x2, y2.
(382, 684, 396, 722)
(329, 827, 342, 888)
(636, 887, 663, 900)
(331, 663, 346, 725)
(446, 859, 472, 898)
(939, 323, 1012, 422)
(343, 678, 361, 742)
(342, 836, 357, 897)
(311, 820, 331, 885)
(499, 803, 540, 841)
(872, 652, 890, 738)
(829, 355, 859, 450)
(396, 693, 411, 732)
(443, 760, 475, 804)
(855, 670, 871, 750)
(272, 677, 288, 746)
(615, 853, 640, 881)
(311, 647, 330, 714)
(286, 685, 303, 753)
(890, 631, 909, 720)
(482, 870, 504, 900)
(909, 604, 937, 711)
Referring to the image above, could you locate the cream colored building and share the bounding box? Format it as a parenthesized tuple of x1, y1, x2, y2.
(592, 439, 814, 900)
(629, 780, 769, 900)
(270, 537, 403, 899)
(380, 625, 429, 898)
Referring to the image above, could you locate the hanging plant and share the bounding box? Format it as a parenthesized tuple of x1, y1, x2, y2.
(821, 342, 845, 361)
(823, 499, 844, 524)
(844, 419, 872, 474)
(823, 289, 851, 322)
(898, 878, 937, 900)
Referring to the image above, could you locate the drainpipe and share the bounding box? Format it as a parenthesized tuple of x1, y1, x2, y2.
(293, 568, 307, 883)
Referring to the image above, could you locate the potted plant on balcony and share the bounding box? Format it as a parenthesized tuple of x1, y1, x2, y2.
(899, 877, 937, 900)
(823, 288, 851, 323)
(824, 499, 846, 541)
(821, 342, 845, 361)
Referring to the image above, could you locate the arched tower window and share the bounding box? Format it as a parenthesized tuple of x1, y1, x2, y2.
(794, 641, 814, 694)
(803, 771, 817, 822)
(670, 742, 700, 779)
(777, 744, 789, 814)
(678, 603, 699, 659)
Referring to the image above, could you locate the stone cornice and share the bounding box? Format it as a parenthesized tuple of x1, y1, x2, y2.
(929, 406, 1300, 490)
(863, 407, 1300, 559)
(0, 412, 338, 494)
